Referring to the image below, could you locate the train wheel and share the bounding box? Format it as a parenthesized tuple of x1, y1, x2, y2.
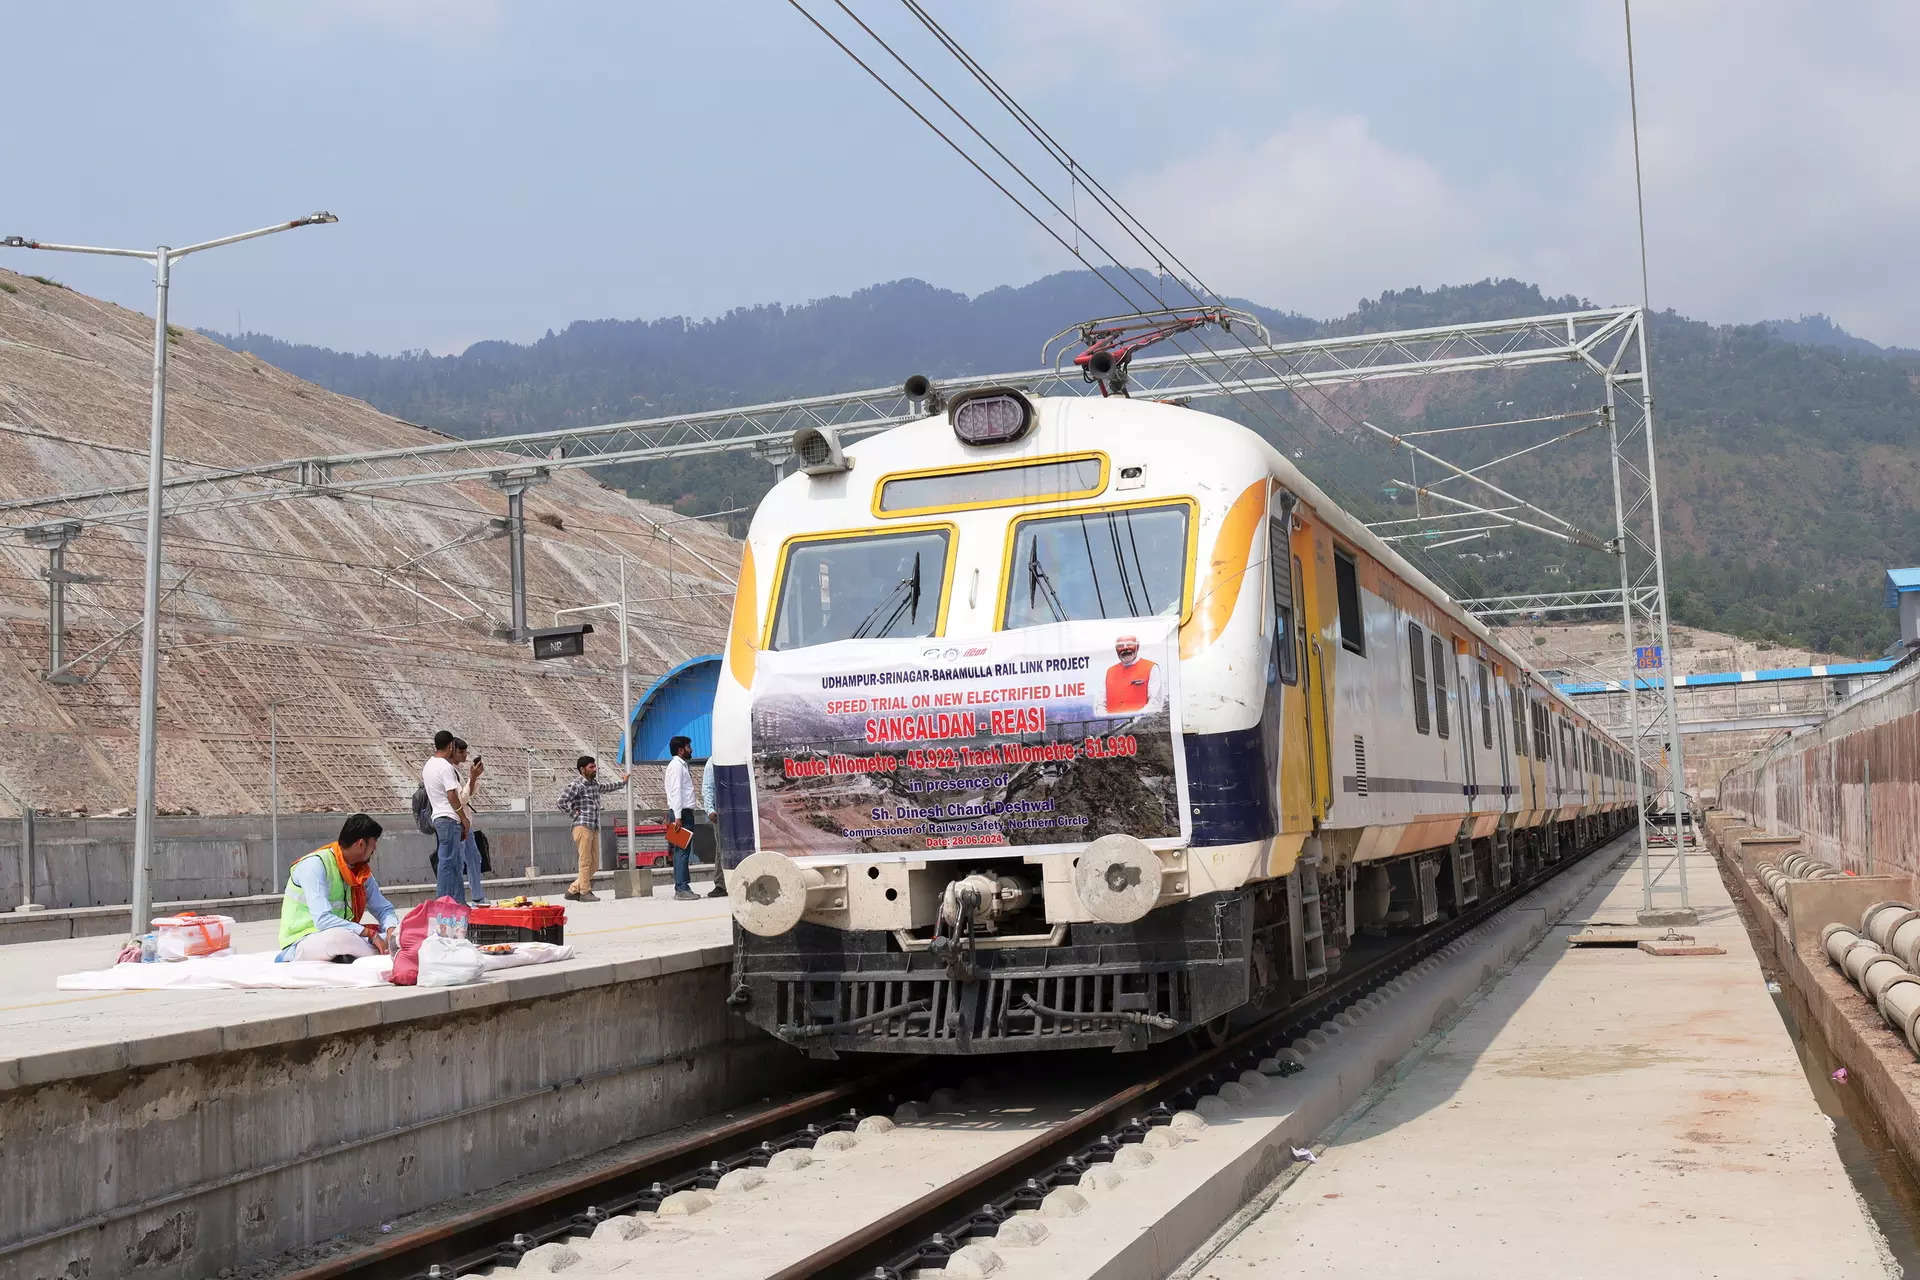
(1189, 1014, 1232, 1052)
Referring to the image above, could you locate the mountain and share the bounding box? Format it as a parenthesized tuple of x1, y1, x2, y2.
(1762, 314, 1919, 360)
(203, 272, 1920, 657)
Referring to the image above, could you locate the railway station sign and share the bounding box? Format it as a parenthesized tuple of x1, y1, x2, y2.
(748, 619, 1190, 859)
(529, 623, 593, 661)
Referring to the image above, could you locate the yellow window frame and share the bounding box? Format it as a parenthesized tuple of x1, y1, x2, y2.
(871, 451, 1109, 520)
(761, 521, 960, 651)
(995, 496, 1199, 632)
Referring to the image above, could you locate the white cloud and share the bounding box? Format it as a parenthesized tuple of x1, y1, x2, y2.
(1045, 0, 1920, 344)
(1114, 114, 1519, 317)
(1581, 0, 1920, 343)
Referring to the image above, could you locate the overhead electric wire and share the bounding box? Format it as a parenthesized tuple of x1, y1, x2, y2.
(803, 1, 1484, 602)
(890, 0, 1580, 601)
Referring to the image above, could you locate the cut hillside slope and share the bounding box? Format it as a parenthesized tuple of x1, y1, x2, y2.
(0, 269, 735, 817)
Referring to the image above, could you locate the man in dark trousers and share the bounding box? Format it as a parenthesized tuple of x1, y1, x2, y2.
(699, 755, 727, 898)
(663, 735, 701, 901)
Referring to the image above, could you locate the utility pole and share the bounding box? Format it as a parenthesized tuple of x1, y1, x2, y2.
(2, 213, 338, 938)
(268, 699, 284, 890)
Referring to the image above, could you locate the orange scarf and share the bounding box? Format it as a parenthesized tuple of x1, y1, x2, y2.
(328, 841, 372, 923)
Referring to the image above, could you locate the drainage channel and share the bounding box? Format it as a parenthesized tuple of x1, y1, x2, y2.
(1770, 977, 1920, 1273)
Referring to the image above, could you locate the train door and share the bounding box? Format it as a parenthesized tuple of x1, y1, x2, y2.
(1288, 506, 1333, 824)
(1454, 641, 1476, 806)
(1267, 501, 1311, 833)
(1492, 666, 1512, 808)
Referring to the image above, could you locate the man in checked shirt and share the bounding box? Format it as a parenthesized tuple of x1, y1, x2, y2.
(558, 754, 628, 903)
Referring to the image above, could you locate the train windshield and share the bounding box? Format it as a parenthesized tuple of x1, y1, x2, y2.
(1003, 503, 1189, 630)
(769, 528, 950, 650)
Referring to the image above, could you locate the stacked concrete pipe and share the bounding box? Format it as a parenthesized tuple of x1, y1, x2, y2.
(1822, 914, 1920, 1058)
(1863, 902, 1920, 970)
(1757, 853, 1844, 911)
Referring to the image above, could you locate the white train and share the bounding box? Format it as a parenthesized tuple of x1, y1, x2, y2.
(711, 387, 1642, 1055)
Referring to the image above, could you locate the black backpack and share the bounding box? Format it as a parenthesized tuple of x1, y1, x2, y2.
(410, 786, 434, 835)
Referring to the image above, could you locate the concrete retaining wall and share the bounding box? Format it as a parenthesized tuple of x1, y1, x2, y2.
(1708, 818, 1920, 1192)
(1720, 658, 1920, 876)
(0, 808, 672, 912)
(0, 955, 809, 1280)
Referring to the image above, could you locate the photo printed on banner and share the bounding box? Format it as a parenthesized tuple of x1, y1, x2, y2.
(749, 620, 1189, 859)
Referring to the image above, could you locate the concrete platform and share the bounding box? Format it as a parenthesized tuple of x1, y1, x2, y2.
(1191, 848, 1894, 1277)
(0, 882, 733, 1088)
(0, 886, 770, 1280)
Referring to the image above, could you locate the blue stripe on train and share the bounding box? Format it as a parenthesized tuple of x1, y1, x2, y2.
(1183, 726, 1276, 849)
(714, 763, 754, 869)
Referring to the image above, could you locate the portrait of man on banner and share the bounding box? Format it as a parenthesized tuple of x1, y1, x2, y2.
(1097, 634, 1165, 717)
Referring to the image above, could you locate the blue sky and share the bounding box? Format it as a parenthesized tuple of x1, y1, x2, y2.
(4, 1, 1913, 354)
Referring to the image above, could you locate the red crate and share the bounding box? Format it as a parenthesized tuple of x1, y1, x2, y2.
(469, 903, 566, 945)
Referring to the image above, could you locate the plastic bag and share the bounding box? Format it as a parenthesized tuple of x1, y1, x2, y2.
(152, 912, 234, 961)
(417, 934, 485, 986)
(391, 895, 469, 986)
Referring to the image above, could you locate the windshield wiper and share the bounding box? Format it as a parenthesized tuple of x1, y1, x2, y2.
(1026, 542, 1068, 622)
(852, 552, 923, 640)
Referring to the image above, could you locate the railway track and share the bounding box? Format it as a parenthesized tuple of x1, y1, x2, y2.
(296, 836, 1607, 1280)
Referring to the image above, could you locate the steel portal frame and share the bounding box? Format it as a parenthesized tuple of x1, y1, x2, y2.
(2, 303, 1694, 919)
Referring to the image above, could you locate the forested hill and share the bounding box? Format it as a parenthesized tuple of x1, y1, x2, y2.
(206, 273, 1920, 657)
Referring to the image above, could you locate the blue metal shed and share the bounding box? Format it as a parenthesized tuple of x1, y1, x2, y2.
(619, 654, 721, 764)
(1885, 568, 1920, 608)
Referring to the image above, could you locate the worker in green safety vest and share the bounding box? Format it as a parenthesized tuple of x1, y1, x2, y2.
(277, 813, 402, 963)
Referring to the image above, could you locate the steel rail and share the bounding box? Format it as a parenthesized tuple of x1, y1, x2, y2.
(784, 829, 1619, 1279)
(297, 826, 1619, 1280)
(287, 1063, 925, 1280)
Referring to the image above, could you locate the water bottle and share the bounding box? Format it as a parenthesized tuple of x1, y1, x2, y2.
(139, 932, 157, 963)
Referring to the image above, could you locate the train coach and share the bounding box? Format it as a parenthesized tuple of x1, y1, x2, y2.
(708, 387, 1644, 1055)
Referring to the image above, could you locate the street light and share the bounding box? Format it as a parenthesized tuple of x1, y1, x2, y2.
(267, 698, 285, 891)
(2, 213, 339, 939)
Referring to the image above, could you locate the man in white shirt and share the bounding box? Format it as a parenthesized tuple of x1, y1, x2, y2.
(422, 729, 469, 903)
(664, 735, 698, 901)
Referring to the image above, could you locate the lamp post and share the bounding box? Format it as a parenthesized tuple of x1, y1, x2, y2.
(552, 556, 637, 874)
(267, 698, 284, 891)
(2, 213, 339, 938)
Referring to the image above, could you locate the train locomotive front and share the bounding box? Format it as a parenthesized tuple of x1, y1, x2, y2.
(709, 387, 1638, 1056)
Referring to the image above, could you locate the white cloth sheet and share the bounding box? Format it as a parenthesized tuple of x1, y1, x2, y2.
(55, 941, 575, 991)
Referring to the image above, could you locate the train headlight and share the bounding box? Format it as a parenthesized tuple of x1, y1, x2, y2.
(791, 425, 851, 476)
(948, 388, 1034, 446)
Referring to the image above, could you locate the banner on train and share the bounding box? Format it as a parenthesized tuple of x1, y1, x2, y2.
(747, 619, 1189, 859)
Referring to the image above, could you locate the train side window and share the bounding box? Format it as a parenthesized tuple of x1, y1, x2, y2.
(1511, 688, 1528, 756)
(1268, 519, 1297, 685)
(1533, 703, 1548, 761)
(1407, 622, 1430, 735)
(1334, 549, 1365, 655)
(1430, 634, 1450, 739)
(1477, 661, 1493, 750)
